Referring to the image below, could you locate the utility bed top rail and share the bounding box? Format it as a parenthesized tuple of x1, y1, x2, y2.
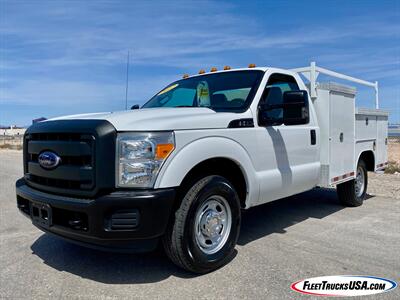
(292, 62, 379, 109)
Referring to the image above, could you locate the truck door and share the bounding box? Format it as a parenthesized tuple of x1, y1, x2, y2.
(254, 73, 319, 205)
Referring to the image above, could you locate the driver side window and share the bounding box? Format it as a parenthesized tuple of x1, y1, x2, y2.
(258, 73, 299, 126)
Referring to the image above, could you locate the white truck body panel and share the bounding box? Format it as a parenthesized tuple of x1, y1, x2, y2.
(312, 82, 357, 187)
(312, 82, 389, 187)
(157, 124, 321, 208)
(50, 107, 237, 131)
(48, 63, 388, 209)
(156, 132, 260, 207)
(252, 125, 320, 206)
(355, 108, 389, 170)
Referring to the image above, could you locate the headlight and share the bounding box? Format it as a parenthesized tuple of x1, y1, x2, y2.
(116, 132, 175, 188)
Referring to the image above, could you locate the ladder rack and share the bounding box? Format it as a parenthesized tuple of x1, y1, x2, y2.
(291, 62, 379, 109)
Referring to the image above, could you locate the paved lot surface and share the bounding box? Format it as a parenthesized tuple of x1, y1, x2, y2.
(1, 150, 399, 299)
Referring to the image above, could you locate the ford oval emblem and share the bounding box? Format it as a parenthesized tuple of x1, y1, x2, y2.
(38, 151, 61, 169)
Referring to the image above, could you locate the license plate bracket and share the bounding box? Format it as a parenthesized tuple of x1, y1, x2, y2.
(30, 202, 52, 228)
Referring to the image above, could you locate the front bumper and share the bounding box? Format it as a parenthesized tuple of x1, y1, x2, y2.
(16, 178, 176, 253)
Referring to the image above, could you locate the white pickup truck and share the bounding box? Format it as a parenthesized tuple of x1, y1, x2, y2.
(16, 62, 388, 273)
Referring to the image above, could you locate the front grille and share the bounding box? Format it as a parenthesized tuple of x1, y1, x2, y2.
(25, 133, 95, 194)
(29, 132, 83, 141)
(23, 120, 117, 198)
(30, 153, 92, 167)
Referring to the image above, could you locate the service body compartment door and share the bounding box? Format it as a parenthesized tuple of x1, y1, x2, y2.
(376, 115, 388, 168)
(313, 82, 356, 186)
(355, 108, 389, 170)
(329, 91, 355, 182)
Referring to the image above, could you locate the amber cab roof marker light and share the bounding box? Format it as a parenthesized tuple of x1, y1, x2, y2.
(223, 66, 231, 70)
(210, 67, 217, 72)
(248, 63, 256, 68)
(182, 74, 189, 79)
(198, 69, 206, 74)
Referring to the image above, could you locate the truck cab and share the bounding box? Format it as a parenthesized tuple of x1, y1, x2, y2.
(16, 63, 388, 273)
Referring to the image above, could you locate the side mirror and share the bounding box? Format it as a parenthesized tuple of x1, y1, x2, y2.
(282, 90, 309, 125)
(258, 102, 283, 126)
(130, 104, 140, 110)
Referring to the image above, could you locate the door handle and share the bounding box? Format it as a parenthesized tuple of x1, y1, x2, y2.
(310, 130, 316, 145)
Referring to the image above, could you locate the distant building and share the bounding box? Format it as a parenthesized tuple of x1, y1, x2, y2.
(0, 128, 26, 136)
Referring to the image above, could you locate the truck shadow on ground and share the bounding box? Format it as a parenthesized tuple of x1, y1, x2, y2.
(238, 188, 373, 245)
(30, 188, 374, 284)
(30, 234, 198, 283)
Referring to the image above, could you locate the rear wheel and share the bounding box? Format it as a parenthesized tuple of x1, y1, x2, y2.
(163, 175, 241, 273)
(337, 160, 368, 207)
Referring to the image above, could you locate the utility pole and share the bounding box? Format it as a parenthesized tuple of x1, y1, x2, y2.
(125, 51, 130, 110)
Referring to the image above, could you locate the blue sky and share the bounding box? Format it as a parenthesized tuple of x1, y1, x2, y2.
(1, 0, 399, 126)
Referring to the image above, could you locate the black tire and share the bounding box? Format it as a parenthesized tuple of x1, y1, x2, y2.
(337, 160, 368, 207)
(162, 175, 241, 273)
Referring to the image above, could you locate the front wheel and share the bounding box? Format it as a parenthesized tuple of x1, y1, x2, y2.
(162, 175, 241, 273)
(337, 160, 368, 207)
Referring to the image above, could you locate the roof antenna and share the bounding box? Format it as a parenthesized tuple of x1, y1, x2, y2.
(125, 51, 130, 110)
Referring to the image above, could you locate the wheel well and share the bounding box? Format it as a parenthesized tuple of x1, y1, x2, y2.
(178, 158, 247, 208)
(359, 151, 375, 171)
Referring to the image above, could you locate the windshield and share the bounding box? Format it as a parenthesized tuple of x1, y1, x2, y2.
(142, 70, 264, 112)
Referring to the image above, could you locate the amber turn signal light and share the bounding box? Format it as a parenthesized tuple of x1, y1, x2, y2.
(155, 143, 174, 160)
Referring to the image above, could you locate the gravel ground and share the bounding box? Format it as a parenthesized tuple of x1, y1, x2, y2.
(0, 150, 399, 299)
(388, 140, 400, 164)
(369, 172, 400, 199)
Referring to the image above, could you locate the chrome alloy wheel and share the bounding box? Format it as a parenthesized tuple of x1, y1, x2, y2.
(194, 195, 232, 255)
(355, 165, 365, 198)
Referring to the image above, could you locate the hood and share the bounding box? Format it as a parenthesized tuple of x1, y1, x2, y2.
(48, 107, 252, 131)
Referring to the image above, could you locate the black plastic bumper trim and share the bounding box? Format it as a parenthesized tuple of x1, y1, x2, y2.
(16, 178, 176, 253)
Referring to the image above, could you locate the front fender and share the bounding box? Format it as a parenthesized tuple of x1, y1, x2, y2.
(154, 136, 259, 207)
